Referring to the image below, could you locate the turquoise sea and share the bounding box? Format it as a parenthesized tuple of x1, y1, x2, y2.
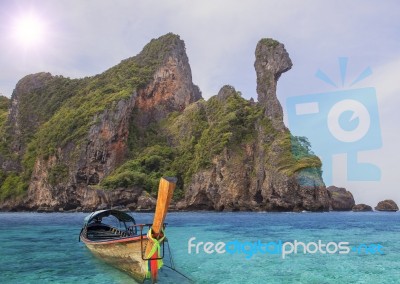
(1, 212, 399, 284)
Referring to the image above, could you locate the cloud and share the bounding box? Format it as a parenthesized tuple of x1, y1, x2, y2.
(1, 0, 399, 98)
(372, 57, 400, 102)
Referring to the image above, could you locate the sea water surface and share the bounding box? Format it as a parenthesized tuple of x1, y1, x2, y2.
(1, 212, 399, 283)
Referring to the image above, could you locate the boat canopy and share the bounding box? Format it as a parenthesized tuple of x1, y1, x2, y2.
(83, 209, 135, 225)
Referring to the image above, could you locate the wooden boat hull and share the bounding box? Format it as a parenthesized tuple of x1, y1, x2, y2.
(80, 177, 177, 282)
(81, 235, 149, 283)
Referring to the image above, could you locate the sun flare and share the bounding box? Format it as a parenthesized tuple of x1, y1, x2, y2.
(13, 14, 46, 47)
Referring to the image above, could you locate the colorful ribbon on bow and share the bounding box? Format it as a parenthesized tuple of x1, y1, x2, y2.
(145, 228, 165, 280)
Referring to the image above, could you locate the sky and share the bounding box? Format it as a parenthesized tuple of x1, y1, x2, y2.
(0, 0, 399, 206)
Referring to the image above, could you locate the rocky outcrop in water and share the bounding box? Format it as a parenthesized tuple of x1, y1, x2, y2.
(375, 200, 399, 212)
(327, 186, 355, 211)
(352, 204, 373, 212)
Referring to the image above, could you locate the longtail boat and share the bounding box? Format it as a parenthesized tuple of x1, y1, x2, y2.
(80, 177, 190, 283)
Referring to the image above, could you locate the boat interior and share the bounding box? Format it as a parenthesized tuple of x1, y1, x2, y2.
(82, 209, 140, 241)
(86, 223, 136, 241)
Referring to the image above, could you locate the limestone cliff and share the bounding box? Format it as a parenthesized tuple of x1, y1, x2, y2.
(0, 96, 11, 165)
(135, 36, 201, 126)
(0, 33, 200, 211)
(176, 39, 327, 211)
(179, 85, 329, 211)
(255, 38, 292, 131)
(0, 34, 330, 212)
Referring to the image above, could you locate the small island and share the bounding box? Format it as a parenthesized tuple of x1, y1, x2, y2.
(352, 204, 373, 212)
(375, 200, 399, 212)
(0, 34, 398, 214)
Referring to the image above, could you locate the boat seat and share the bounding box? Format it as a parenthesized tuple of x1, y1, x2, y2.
(87, 229, 132, 240)
(87, 226, 131, 241)
(88, 234, 123, 240)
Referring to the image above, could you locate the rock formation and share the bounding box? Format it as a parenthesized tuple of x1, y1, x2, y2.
(0, 34, 330, 212)
(254, 38, 292, 131)
(375, 200, 399, 212)
(181, 51, 328, 211)
(0, 33, 201, 211)
(135, 38, 201, 126)
(136, 192, 157, 211)
(327, 186, 355, 211)
(352, 204, 373, 212)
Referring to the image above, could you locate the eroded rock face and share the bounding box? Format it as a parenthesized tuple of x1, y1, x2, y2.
(327, 186, 355, 211)
(136, 192, 157, 211)
(76, 95, 137, 186)
(7, 73, 52, 154)
(135, 36, 201, 126)
(254, 38, 292, 130)
(2, 73, 54, 172)
(183, 84, 330, 212)
(184, 145, 329, 212)
(4, 73, 79, 163)
(34, 186, 144, 212)
(375, 200, 399, 212)
(0, 35, 330, 213)
(352, 204, 373, 212)
(24, 93, 138, 211)
(2, 34, 201, 211)
(182, 40, 327, 212)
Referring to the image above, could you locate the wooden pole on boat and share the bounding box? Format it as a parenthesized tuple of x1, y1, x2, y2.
(151, 177, 176, 235)
(146, 177, 176, 282)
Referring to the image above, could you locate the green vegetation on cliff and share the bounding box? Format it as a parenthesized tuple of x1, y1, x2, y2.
(103, 89, 265, 197)
(101, 145, 176, 192)
(13, 73, 82, 147)
(275, 134, 322, 176)
(102, 87, 319, 197)
(259, 38, 280, 48)
(0, 171, 27, 201)
(23, 33, 181, 177)
(0, 33, 322, 205)
(1, 34, 184, 201)
(0, 96, 10, 155)
(0, 96, 29, 201)
(169, 90, 264, 183)
(0, 96, 9, 129)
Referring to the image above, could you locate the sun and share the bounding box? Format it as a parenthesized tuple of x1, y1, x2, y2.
(12, 14, 46, 47)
